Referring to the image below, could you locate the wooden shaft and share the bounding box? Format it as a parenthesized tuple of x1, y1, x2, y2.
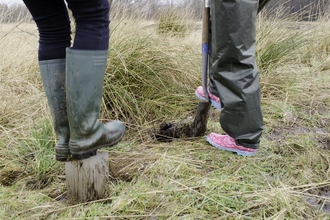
(202, 0, 210, 45)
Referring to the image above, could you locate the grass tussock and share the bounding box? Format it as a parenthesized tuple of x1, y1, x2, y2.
(103, 19, 200, 130)
(1, 2, 330, 219)
(155, 8, 194, 37)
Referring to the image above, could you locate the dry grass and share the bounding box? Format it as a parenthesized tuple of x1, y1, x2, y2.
(1, 4, 330, 219)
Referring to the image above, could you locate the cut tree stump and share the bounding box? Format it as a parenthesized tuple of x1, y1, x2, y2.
(65, 151, 109, 204)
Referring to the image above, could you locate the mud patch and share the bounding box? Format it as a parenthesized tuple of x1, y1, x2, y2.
(266, 126, 328, 141)
(317, 136, 330, 151)
(306, 186, 330, 213)
(154, 102, 211, 142)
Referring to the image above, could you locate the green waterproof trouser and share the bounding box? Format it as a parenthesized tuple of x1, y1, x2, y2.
(209, 0, 263, 149)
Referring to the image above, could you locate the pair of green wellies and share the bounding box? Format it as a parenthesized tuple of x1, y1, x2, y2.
(39, 48, 125, 161)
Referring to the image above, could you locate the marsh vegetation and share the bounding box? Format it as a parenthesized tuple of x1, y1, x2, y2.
(1, 2, 330, 219)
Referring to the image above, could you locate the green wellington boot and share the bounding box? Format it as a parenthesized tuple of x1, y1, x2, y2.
(66, 48, 125, 160)
(39, 59, 70, 161)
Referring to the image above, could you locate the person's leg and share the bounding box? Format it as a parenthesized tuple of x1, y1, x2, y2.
(65, 0, 125, 160)
(207, 0, 264, 155)
(23, 0, 71, 61)
(38, 59, 70, 161)
(65, 0, 110, 50)
(23, 0, 71, 161)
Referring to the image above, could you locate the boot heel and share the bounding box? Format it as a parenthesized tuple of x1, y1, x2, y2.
(56, 155, 72, 162)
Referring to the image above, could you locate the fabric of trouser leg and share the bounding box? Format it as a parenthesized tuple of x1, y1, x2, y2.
(23, 0, 110, 60)
(66, 48, 125, 159)
(39, 59, 70, 161)
(22, 0, 71, 61)
(66, 0, 110, 50)
(209, 0, 264, 149)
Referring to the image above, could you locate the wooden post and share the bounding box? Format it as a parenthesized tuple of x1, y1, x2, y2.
(65, 151, 109, 204)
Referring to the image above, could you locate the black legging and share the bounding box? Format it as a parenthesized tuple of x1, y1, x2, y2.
(23, 0, 110, 61)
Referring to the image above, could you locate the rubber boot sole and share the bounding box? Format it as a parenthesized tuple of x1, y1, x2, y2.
(55, 145, 71, 162)
(70, 131, 125, 160)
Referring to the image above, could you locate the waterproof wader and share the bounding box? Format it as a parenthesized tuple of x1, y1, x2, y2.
(66, 48, 125, 160)
(209, 0, 264, 149)
(39, 59, 70, 161)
